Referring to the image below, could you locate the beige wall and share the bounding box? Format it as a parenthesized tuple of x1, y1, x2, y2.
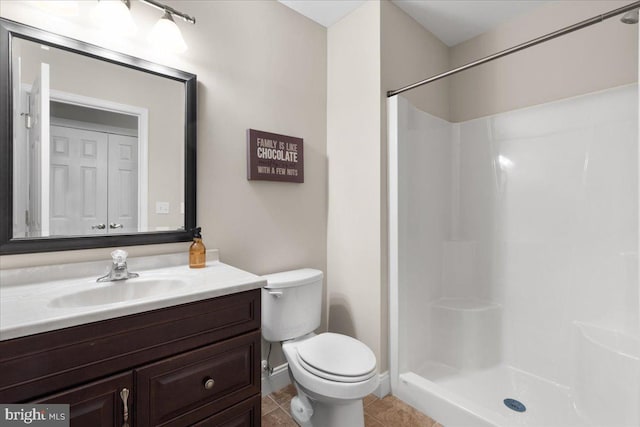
(327, 0, 383, 369)
(324, 0, 450, 374)
(381, 1, 450, 121)
(450, 0, 638, 122)
(0, 0, 328, 318)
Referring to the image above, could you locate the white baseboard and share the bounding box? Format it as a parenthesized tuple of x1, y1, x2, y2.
(262, 363, 391, 400)
(262, 362, 291, 396)
(374, 371, 391, 398)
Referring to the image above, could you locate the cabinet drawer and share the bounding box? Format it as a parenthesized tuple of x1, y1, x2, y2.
(136, 331, 260, 427)
(192, 395, 260, 427)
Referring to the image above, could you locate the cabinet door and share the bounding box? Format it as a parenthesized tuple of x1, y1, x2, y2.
(35, 372, 133, 427)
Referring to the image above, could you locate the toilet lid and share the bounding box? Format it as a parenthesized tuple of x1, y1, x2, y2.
(296, 333, 376, 382)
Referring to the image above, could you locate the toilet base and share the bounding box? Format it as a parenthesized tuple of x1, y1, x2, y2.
(291, 382, 365, 427)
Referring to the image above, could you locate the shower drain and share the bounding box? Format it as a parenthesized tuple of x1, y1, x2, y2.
(503, 398, 526, 412)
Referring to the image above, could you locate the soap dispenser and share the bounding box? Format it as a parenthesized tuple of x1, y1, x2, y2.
(189, 227, 206, 268)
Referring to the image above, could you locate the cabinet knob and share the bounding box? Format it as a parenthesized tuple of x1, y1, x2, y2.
(203, 377, 215, 390)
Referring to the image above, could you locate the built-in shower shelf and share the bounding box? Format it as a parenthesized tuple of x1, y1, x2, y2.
(429, 298, 502, 371)
(572, 321, 639, 426)
(574, 321, 639, 359)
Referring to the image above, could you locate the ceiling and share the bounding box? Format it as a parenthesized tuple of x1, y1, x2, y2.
(278, 0, 549, 47)
(278, 0, 367, 28)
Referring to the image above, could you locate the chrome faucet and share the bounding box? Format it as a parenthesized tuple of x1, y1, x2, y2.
(97, 249, 139, 282)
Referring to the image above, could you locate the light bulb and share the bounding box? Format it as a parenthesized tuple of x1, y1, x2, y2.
(92, 0, 137, 37)
(148, 12, 188, 54)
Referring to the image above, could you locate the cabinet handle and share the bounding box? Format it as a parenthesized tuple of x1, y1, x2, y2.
(110, 223, 124, 229)
(203, 377, 215, 390)
(91, 223, 106, 230)
(120, 387, 130, 426)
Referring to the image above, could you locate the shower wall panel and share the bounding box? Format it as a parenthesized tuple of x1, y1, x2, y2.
(396, 97, 452, 373)
(457, 84, 638, 385)
(398, 84, 638, 388)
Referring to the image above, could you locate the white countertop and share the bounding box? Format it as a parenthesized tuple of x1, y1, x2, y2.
(0, 253, 265, 341)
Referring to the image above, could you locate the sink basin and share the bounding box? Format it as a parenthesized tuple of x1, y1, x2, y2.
(48, 279, 188, 308)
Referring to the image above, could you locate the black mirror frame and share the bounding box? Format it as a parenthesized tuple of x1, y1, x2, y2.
(0, 18, 197, 254)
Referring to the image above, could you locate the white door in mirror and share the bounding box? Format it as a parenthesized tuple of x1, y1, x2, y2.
(48, 126, 138, 236)
(50, 125, 108, 236)
(108, 133, 138, 234)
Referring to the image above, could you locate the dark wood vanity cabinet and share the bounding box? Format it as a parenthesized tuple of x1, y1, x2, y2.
(0, 289, 261, 427)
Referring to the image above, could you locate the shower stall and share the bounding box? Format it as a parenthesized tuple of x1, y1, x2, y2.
(388, 3, 640, 427)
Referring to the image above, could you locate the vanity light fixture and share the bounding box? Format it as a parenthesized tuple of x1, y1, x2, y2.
(93, 0, 137, 37)
(139, 0, 195, 53)
(92, 0, 195, 53)
(148, 11, 188, 53)
(139, 0, 196, 25)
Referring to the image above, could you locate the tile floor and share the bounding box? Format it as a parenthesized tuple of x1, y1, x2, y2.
(262, 384, 442, 427)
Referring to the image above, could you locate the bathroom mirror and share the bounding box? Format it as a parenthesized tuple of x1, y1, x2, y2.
(0, 18, 197, 254)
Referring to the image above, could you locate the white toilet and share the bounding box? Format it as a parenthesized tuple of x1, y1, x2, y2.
(262, 269, 379, 427)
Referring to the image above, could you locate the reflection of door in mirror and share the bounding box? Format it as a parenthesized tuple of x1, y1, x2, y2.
(16, 84, 143, 238)
(49, 125, 139, 237)
(108, 133, 139, 235)
(46, 103, 140, 237)
(49, 126, 107, 236)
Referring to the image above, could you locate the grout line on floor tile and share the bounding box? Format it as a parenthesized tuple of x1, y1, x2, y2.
(262, 395, 279, 416)
(276, 401, 291, 416)
(365, 411, 387, 427)
(267, 391, 293, 416)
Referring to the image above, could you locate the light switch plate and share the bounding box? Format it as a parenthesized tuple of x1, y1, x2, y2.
(156, 202, 170, 214)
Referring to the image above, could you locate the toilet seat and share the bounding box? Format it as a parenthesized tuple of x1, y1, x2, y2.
(295, 333, 376, 383)
(282, 334, 379, 401)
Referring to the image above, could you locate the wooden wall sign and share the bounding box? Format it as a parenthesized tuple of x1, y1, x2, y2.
(247, 129, 304, 183)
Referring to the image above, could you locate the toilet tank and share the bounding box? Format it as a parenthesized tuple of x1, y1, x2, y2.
(261, 269, 323, 342)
